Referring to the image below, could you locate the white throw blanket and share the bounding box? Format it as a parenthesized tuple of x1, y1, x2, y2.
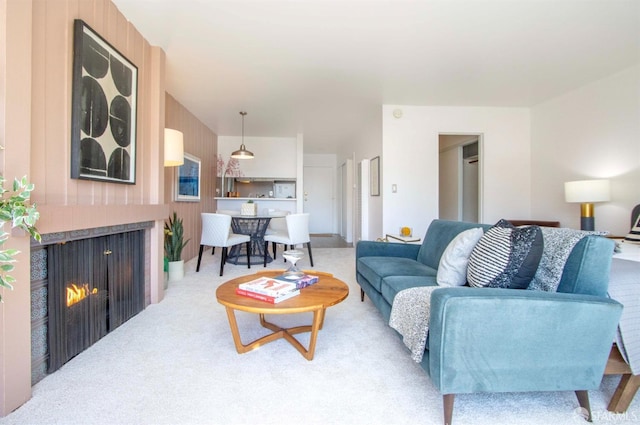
(389, 286, 439, 363)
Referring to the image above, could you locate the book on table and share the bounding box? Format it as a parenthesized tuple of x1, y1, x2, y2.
(236, 276, 300, 303)
(271, 273, 319, 289)
(234, 287, 299, 304)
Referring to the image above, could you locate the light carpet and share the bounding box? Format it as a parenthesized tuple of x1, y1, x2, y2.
(2, 248, 638, 425)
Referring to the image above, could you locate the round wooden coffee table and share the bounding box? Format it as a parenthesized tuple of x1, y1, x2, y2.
(216, 270, 349, 360)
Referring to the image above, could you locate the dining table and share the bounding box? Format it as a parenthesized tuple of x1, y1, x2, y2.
(226, 214, 285, 266)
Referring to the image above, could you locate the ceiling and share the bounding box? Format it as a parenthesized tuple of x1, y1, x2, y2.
(112, 0, 640, 154)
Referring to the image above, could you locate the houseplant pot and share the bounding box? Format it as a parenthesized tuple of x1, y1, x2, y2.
(167, 259, 184, 282)
(164, 211, 190, 283)
(241, 200, 257, 216)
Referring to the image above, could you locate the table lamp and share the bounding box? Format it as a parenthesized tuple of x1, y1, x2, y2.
(564, 179, 610, 231)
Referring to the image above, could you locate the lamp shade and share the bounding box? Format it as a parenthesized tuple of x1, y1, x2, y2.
(564, 179, 610, 203)
(164, 128, 184, 167)
(231, 144, 254, 159)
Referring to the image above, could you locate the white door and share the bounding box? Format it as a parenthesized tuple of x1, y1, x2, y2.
(303, 166, 334, 234)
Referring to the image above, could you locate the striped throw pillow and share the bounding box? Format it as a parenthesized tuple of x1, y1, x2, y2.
(467, 220, 543, 289)
(625, 215, 640, 243)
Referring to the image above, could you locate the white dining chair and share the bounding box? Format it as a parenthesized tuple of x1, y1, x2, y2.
(263, 213, 313, 267)
(264, 209, 290, 236)
(197, 213, 250, 276)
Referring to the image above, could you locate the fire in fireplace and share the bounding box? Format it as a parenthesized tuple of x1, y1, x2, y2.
(66, 283, 98, 307)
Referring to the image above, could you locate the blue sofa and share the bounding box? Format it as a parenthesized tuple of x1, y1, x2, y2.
(356, 219, 623, 424)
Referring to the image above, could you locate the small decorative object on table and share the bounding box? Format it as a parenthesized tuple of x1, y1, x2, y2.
(282, 249, 305, 279)
(241, 200, 257, 216)
(273, 273, 319, 289)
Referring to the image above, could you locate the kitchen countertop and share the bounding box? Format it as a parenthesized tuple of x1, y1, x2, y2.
(214, 197, 296, 201)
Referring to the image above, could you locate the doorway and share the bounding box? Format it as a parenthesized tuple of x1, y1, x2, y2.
(439, 134, 482, 223)
(303, 165, 335, 234)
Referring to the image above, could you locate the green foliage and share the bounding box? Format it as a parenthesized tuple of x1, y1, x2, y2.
(0, 176, 41, 301)
(164, 211, 190, 262)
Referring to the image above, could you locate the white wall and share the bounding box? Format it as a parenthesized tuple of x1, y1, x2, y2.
(348, 107, 383, 241)
(218, 136, 297, 178)
(531, 65, 640, 236)
(382, 105, 531, 240)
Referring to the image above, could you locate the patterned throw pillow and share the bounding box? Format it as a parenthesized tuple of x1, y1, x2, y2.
(625, 215, 640, 243)
(467, 219, 543, 289)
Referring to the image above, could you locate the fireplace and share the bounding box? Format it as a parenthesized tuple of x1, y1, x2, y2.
(31, 222, 152, 382)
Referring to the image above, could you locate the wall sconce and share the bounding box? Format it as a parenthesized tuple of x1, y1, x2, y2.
(564, 179, 610, 231)
(164, 128, 184, 167)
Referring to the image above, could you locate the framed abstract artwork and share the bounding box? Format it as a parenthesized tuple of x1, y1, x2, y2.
(370, 156, 380, 196)
(70, 19, 138, 184)
(176, 153, 201, 202)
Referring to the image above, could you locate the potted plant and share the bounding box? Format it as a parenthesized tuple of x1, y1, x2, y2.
(0, 176, 41, 302)
(241, 199, 257, 216)
(164, 211, 189, 283)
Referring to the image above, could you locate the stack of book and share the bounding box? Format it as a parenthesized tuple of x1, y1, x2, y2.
(235, 277, 300, 304)
(235, 274, 320, 304)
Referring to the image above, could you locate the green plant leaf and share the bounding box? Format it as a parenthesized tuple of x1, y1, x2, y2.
(164, 211, 190, 261)
(0, 175, 41, 302)
(0, 263, 15, 272)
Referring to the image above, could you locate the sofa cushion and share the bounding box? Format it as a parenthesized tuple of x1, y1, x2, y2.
(437, 227, 484, 286)
(467, 220, 543, 289)
(381, 275, 438, 306)
(357, 256, 437, 292)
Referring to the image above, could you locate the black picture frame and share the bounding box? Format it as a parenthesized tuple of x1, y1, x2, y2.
(70, 19, 138, 184)
(176, 153, 201, 202)
(370, 156, 380, 196)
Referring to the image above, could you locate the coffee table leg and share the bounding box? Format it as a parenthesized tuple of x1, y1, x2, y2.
(224, 307, 287, 354)
(223, 307, 248, 353)
(257, 309, 327, 360)
(303, 308, 325, 360)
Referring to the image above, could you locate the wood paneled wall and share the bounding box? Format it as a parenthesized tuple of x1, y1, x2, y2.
(165, 94, 218, 262)
(31, 0, 167, 232)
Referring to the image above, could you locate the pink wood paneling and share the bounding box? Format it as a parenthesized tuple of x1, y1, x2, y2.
(30, 0, 166, 230)
(1, 0, 34, 416)
(164, 94, 218, 262)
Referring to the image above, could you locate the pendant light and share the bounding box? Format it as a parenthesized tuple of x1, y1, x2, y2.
(231, 111, 254, 159)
